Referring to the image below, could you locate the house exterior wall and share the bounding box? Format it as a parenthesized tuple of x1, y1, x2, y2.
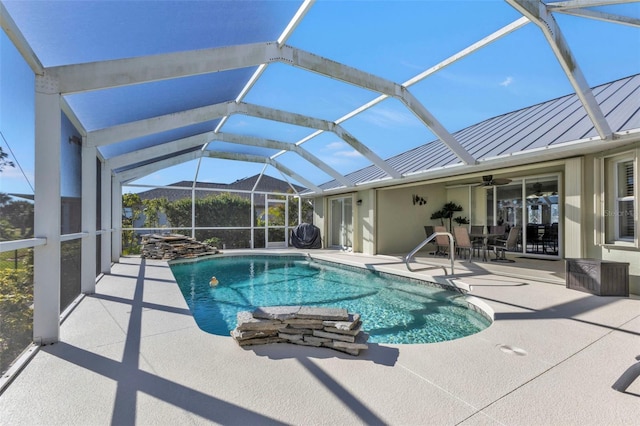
(584, 143, 640, 295)
(376, 183, 447, 254)
(312, 196, 326, 248)
(356, 189, 376, 255)
(564, 157, 585, 258)
(315, 149, 639, 295)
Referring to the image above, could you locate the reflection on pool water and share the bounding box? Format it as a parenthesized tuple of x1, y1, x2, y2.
(169, 255, 491, 344)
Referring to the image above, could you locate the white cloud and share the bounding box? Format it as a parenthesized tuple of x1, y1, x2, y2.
(321, 142, 363, 158)
(318, 141, 364, 167)
(324, 141, 345, 151)
(360, 106, 417, 128)
(500, 76, 514, 87)
(338, 150, 363, 158)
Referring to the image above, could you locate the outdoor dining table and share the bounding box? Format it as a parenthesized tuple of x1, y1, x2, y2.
(469, 233, 504, 262)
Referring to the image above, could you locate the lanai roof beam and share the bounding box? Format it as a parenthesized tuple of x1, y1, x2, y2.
(507, 0, 613, 140)
(49, 41, 473, 165)
(117, 151, 201, 184)
(546, 0, 638, 11)
(213, 132, 354, 188)
(106, 132, 216, 170)
(90, 101, 400, 179)
(272, 16, 530, 161)
(203, 151, 323, 194)
(551, 7, 640, 27)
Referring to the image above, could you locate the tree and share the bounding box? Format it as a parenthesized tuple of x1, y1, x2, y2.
(0, 267, 33, 375)
(0, 193, 11, 206)
(122, 193, 143, 253)
(164, 192, 252, 248)
(0, 200, 34, 238)
(142, 197, 167, 228)
(0, 146, 14, 173)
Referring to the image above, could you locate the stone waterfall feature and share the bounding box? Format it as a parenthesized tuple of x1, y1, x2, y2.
(231, 306, 369, 356)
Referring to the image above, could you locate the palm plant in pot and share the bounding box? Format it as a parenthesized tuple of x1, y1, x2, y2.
(430, 202, 464, 232)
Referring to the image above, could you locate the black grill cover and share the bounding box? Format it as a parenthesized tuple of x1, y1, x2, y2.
(289, 223, 321, 249)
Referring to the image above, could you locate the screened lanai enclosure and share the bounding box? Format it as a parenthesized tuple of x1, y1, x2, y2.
(1, 0, 639, 384)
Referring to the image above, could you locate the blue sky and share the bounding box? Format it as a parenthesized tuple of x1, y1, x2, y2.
(1, 1, 639, 195)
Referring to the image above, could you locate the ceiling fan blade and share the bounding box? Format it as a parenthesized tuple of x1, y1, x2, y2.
(492, 178, 512, 185)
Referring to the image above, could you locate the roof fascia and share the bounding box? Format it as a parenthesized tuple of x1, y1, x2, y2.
(507, 0, 613, 140)
(0, 2, 44, 75)
(214, 132, 353, 187)
(551, 7, 640, 27)
(310, 131, 640, 197)
(203, 150, 323, 194)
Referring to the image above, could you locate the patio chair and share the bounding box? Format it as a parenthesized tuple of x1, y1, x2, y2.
(487, 225, 506, 247)
(453, 226, 476, 260)
(541, 223, 558, 254)
(423, 225, 435, 238)
(470, 225, 484, 235)
(433, 225, 450, 256)
(469, 225, 484, 247)
(490, 226, 520, 262)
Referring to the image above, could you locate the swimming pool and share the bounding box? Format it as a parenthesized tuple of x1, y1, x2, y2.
(169, 255, 491, 344)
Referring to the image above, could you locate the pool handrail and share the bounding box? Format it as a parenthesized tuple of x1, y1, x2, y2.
(404, 231, 455, 275)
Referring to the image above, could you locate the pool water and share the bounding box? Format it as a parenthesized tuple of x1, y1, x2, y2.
(169, 255, 491, 344)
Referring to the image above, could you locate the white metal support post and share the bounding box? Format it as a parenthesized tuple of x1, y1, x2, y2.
(81, 144, 97, 293)
(33, 74, 61, 345)
(250, 193, 255, 249)
(285, 196, 289, 248)
(111, 178, 122, 262)
(100, 161, 111, 273)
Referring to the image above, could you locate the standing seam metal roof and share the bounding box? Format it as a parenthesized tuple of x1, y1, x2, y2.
(315, 74, 640, 192)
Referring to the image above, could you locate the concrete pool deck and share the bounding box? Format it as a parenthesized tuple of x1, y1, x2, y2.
(1, 250, 639, 425)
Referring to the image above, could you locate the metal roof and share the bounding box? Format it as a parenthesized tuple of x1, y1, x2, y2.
(316, 73, 640, 192)
(2, 1, 640, 196)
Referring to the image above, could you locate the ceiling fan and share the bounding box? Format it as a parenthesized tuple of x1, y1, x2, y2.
(533, 182, 544, 196)
(476, 175, 512, 187)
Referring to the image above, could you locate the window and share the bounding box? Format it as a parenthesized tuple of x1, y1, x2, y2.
(615, 160, 635, 241)
(601, 152, 637, 245)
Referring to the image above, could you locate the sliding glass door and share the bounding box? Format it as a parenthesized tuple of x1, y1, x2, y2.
(484, 175, 560, 258)
(524, 177, 559, 255)
(329, 197, 353, 249)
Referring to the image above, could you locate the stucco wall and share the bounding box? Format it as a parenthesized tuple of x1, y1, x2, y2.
(312, 196, 325, 248)
(583, 146, 640, 295)
(316, 150, 639, 295)
(377, 183, 446, 255)
(356, 190, 376, 255)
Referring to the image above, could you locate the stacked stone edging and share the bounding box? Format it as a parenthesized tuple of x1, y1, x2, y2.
(231, 306, 369, 356)
(140, 233, 220, 260)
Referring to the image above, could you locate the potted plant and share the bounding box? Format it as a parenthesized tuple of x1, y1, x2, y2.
(431, 202, 464, 231)
(453, 216, 469, 226)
